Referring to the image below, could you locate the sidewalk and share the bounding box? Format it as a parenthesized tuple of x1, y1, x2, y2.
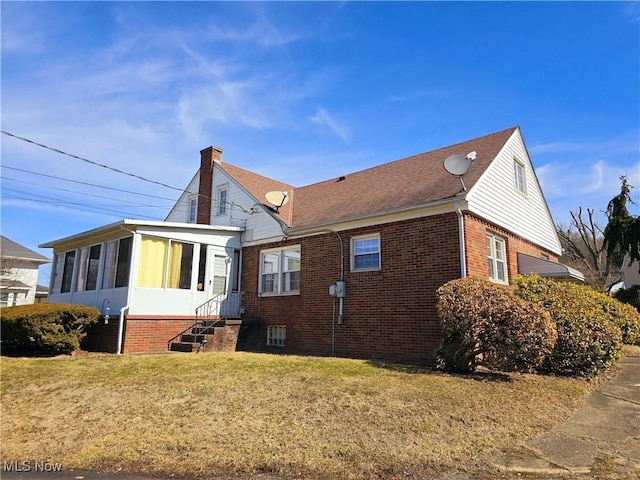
(491, 347, 640, 476)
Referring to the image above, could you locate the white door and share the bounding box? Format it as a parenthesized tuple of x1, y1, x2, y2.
(209, 254, 229, 299)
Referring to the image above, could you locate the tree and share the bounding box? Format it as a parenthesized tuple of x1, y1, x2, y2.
(603, 176, 640, 269)
(556, 207, 615, 290)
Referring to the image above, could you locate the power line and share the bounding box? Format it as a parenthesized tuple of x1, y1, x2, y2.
(1, 130, 265, 217)
(1, 130, 185, 193)
(1, 176, 173, 209)
(1, 165, 182, 202)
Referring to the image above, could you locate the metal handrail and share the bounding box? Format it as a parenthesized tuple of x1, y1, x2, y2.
(195, 291, 225, 321)
(167, 321, 203, 349)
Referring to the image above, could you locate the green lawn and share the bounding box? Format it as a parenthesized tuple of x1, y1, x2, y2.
(1, 352, 592, 479)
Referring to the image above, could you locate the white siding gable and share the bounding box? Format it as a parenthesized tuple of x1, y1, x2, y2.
(165, 172, 199, 223)
(167, 164, 285, 244)
(466, 129, 562, 255)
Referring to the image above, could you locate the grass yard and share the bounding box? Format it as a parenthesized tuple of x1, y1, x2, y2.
(1, 352, 593, 479)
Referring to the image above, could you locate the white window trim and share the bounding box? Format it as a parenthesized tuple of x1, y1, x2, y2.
(267, 325, 286, 347)
(258, 245, 301, 296)
(188, 197, 197, 223)
(216, 184, 229, 217)
(513, 158, 527, 196)
(350, 233, 381, 272)
(487, 232, 508, 285)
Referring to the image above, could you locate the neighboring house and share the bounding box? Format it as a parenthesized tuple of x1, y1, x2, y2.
(40, 126, 583, 363)
(0, 236, 51, 307)
(621, 254, 640, 289)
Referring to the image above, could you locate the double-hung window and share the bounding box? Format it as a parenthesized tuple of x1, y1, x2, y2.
(351, 234, 381, 272)
(486, 232, 507, 284)
(513, 159, 527, 195)
(188, 197, 197, 223)
(259, 246, 300, 295)
(216, 185, 228, 216)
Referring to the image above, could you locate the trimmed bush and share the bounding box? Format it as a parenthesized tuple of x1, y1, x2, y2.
(514, 275, 623, 377)
(436, 277, 557, 373)
(1, 303, 99, 355)
(595, 294, 640, 345)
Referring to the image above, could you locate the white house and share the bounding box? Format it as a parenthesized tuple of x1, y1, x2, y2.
(0, 236, 51, 307)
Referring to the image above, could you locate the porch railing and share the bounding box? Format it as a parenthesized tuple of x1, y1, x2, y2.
(195, 291, 243, 321)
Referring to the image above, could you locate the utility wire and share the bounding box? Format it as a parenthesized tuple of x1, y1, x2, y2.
(1, 130, 184, 193)
(1, 176, 173, 208)
(1, 165, 181, 202)
(1, 130, 264, 216)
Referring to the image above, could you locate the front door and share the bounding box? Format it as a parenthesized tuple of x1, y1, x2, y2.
(209, 254, 229, 299)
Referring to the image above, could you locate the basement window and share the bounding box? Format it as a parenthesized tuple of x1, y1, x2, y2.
(267, 325, 286, 347)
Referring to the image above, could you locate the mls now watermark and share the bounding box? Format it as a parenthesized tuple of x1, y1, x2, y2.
(3, 460, 63, 473)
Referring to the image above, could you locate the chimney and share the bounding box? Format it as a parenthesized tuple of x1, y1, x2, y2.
(197, 146, 223, 224)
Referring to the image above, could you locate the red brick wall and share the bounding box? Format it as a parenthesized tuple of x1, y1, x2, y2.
(241, 214, 462, 364)
(463, 214, 558, 281)
(122, 317, 196, 353)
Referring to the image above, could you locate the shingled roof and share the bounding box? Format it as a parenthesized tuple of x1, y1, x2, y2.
(1, 236, 50, 263)
(219, 127, 518, 229)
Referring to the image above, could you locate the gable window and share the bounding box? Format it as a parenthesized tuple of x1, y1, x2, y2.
(487, 232, 507, 284)
(513, 159, 526, 195)
(351, 234, 381, 272)
(259, 246, 301, 295)
(267, 325, 286, 347)
(216, 185, 228, 216)
(188, 198, 197, 223)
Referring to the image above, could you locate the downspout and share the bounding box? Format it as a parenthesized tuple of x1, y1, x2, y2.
(117, 306, 129, 355)
(455, 201, 467, 278)
(117, 224, 137, 355)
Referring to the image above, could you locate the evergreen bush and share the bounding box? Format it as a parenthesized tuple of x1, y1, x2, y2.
(436, 277, 556, 373)
(514, 275, 623, 377)
(1, 303, 99, 355)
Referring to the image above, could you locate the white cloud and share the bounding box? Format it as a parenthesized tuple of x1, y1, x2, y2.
(310, 107, 349, 141)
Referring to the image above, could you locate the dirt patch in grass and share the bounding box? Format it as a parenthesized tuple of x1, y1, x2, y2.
(1, 352, 592, 479)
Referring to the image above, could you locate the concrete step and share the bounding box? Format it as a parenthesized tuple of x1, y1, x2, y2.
(169, 342, 198, 353)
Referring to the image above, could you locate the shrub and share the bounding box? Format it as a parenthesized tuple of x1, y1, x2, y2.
(595, 294, 640, 345)
(514, 275, 623, 377)
(436, 277, 557, 373)
(1, 303, 99, 355)
(614, 285, 640, 312)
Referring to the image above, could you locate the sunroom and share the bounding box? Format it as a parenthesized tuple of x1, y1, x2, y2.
(40, 219, 244, 321)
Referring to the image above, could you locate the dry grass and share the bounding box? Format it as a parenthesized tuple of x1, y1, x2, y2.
(1, 352, 592, 479)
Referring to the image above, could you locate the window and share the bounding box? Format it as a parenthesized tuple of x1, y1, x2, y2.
(76, 244, 101, 292)
(101, 237, 132, 290)
(267, 325, 286, 347)
(351, 234, 380, 272)
(259, 246, 301, 295)
(137, 237, 194, 289)
(61, 250, 76, 293)
(513, 159, 526, 195)
(216, 185, 228, 216)
(51, 253, 65, 294)
(189, 198, 197, 223)
(487, 233, 507, 284)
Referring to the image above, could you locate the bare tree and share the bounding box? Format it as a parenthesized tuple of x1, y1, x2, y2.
(556, 207, 619, 291)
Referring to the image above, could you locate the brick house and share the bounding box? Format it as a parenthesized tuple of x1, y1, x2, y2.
(40, 126, 582, 362)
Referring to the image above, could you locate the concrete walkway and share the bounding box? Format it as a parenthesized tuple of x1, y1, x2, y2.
(492, 347, 640, 476)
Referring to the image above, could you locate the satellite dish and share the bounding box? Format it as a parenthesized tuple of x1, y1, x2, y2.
(265, 191, 289, 213)
(444, 154, 472, 177)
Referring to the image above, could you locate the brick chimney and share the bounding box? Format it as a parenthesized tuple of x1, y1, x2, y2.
(197, 146, 223, 224)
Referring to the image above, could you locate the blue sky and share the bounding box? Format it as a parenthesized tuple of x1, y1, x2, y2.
(1, 1, 639, 286)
